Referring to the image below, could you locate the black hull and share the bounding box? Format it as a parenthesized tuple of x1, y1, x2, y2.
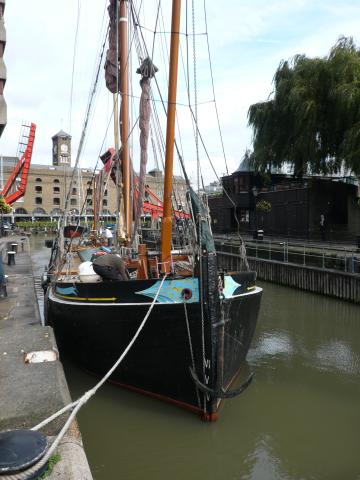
(46, 274, 262, 420)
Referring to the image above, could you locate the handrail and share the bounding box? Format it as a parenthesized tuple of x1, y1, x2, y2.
(215, 237, 360, 274)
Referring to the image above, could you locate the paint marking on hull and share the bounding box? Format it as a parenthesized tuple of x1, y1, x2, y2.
(55, 293, 117, 302)
(49, 286, 262, 307)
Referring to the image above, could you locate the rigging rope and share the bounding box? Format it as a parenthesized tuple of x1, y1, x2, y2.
(203, 0, 229, 175)
(68, 0, 81, 134)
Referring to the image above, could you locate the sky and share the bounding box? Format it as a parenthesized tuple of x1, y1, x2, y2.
(1, 0, 360, 186)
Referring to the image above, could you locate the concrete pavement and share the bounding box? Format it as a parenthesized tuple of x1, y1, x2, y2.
(0, 236, 93, 479)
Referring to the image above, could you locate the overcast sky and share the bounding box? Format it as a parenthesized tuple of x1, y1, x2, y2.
(1, 0, 359, 185)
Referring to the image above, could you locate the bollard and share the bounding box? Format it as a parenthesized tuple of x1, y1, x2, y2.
(7, 251, 16, 266)
(0, 281, 7, 297)
(11, 243, 18, 253)
(0, 256, 6, 298)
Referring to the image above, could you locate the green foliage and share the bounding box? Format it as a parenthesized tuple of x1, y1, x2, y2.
(16, 221, 58, 229)
(260, 172, 272, 187)
(0, 197, 12, 214)
(35, 454, 61, 479)
(256, 200, 272, 212)
(248, 36, 360, 176)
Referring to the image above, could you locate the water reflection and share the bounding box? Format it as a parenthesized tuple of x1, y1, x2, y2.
(316, 340, 360, 375)
(30, 236, 360, 480)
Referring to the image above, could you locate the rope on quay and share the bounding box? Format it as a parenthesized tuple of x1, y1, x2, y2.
(1, 274, 168, 480)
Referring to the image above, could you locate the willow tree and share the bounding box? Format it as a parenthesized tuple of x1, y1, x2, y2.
(248, 37, 360, 177)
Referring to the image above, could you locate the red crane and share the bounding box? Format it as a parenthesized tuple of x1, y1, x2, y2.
(100, 147, 190, 220)
(1, 122, 36, 205)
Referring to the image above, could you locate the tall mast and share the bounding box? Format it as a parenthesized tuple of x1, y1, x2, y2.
(160, 0, 181, 273)
(119, 0, 132, 240)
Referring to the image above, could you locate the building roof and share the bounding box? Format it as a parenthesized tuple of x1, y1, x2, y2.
(235, 157, 254, 173)
(52, 129, 71, 140)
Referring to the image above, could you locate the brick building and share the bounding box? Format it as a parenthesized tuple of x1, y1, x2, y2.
(2, 130, 187, 221)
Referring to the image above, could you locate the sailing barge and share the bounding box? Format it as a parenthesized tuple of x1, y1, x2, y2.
(44, 0, 262, 420)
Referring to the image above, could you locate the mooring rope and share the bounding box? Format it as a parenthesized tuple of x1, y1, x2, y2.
(2, 274, 167, 480)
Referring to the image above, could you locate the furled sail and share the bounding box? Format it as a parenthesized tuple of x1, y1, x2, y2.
(132, 58, 158, 241)
(104, 0, 120, 93)
(188, 187, 216, 253)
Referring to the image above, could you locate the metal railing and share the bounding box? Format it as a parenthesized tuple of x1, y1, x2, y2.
(215, 238, 360, 274)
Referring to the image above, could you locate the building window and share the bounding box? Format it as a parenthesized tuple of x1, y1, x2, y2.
(53, 186, 60, 193)
(239, 209, 249, 223)
(53, 179, 60, 184)
(35, 186, 42, 193)
(87, 188, 93, 196)
(104, 189, 108, 196)
(15, 208, 28, 215)
(33, 207, 46, 216)
(86, 199, 92, 206)
(72, 188, 77, 195)
(70, 198, 77, 206)
(35, 197, 42, 205)
(51, 208, 62, 216)
(103, 199, 108, 206)
(35, 177, 42, 183)
(53, 198, 60, 206)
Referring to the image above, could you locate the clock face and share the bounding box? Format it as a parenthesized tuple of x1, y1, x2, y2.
(60, 143, 68, 153)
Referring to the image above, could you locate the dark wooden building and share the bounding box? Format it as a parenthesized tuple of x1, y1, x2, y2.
(208, 160, 360, 241)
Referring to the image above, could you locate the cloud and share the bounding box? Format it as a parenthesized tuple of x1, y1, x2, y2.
(1, 0, 360, 188)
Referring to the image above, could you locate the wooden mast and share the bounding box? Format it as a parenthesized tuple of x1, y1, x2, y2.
(119, 0, 132, 240)
(160, 0, 181, 273)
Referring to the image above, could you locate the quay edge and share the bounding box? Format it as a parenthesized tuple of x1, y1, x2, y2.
(0, 236, 93, 479)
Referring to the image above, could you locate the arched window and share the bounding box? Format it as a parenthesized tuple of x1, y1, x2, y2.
(72, 188, 77, 195)
(53, 179, 60, 184)
(35, 178, 42, 183)
(14, 208, 28, 215)
(35, 186, 42, 193)
(50, 208, 63, 216)
(33, 207, 46, 216)
(53, 186, 60, 193)
(35, 197, 42, 205)
(86, 208, 94, 215)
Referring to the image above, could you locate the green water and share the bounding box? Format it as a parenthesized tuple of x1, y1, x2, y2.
(31, 235, 360, 480)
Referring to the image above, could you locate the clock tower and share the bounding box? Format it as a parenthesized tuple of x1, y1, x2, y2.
(52, 130, 71, 166)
